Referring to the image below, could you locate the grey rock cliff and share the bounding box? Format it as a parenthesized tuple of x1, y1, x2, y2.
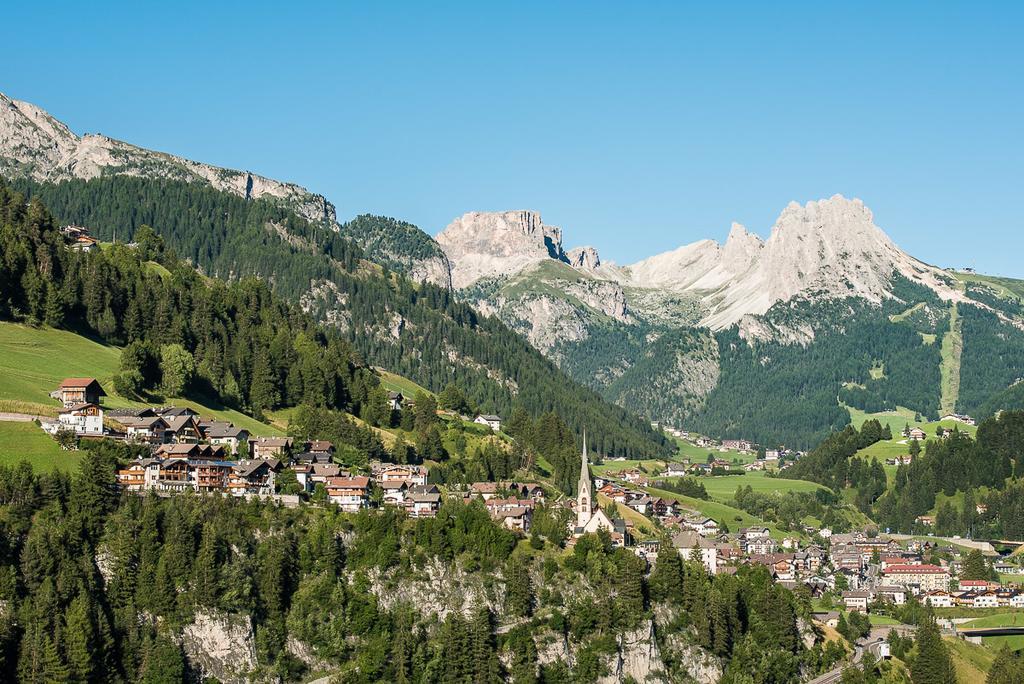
(436, 210, 567, 288)
(567, 245, 601, 270)
(0, 92, 336, 226)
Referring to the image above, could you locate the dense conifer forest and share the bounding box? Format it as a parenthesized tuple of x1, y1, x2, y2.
(789, 410, 1024, 538)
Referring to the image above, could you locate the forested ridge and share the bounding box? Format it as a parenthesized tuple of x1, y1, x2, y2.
(4, 176, 669, 458)
(788, 409, 1024, 539)
(690, 282, 945, 448)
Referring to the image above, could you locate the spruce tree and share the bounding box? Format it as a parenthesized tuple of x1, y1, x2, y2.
(504, 556, 534, 618)
(470, 606, 502, 684)
(910, 613, 956, 684)
(193, 523, 221, 606)
(709, 587, 732, 657)
(64, 592, 97, 683)
(139, 634, 186, 684)
(987, 645, 1023, 684)
(649, 539, 685, 604)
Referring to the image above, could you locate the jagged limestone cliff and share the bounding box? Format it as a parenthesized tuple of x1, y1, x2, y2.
(0, 92, 335, 225)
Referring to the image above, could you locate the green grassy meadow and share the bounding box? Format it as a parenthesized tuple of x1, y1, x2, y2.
(374, 368, 433, 398)
(0, 322, 282, 438)
(698, 471, 826, 501)
(945, 636, 996, 683)
(0, 420, 82, 471)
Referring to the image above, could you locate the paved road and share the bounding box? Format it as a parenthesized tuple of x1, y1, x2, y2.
(890, 533, 997, 555)
(809, 626, 913, 684)
(0, 412, 46, 422)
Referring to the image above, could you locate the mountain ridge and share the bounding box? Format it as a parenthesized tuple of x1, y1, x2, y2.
(5, 93, 1024, 447)
(0, 91, 336, 225)
(436, 194, 964, 331)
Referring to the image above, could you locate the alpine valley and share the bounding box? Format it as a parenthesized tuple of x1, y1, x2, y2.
(4, 92, 1024, 449)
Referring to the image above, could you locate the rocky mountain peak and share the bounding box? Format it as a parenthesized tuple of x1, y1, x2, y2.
(0, 92, 337, 226)
(566, 246, 601, 270)
(721, 222, 763, 274)
(436, 210, 567, 288)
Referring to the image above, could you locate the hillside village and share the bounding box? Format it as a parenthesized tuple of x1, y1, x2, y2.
(36, 373, 1024, 630)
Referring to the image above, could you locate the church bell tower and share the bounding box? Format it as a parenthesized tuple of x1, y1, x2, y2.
(577, 431, 593, 528)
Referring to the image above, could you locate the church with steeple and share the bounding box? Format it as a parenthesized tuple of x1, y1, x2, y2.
(573, 431, 628, 545)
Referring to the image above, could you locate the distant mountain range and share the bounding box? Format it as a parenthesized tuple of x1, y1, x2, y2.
(4, 91, 1024, 447)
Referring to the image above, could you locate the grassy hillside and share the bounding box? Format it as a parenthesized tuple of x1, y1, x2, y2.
(374, 368, 433, 398)
(945, 636, 996, 683)
(0, 420, 79, 471)
(699, 471, 825, 501)
(0, 322, 282, 437)
(954, 272, 1024, 301)
(940, 301, 963, 415)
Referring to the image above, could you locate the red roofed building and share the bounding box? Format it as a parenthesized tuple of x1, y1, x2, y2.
(56, 378, 106, 408)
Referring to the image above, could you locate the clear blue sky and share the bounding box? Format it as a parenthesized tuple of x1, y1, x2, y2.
(6, 2, 1023, 275)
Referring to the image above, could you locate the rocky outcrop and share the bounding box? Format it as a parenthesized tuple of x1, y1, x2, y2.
(364, 558, 502, 621)
(0, 92, 336, 225)
(181, 611, 258, 683)
(563, 279, 631, 323)
(407, 254, 453, 289)
(598, 620, 669, 684)
(436, 210, 567, 288)
(482, 295, 591, 355)
(567, 245, 601, 270)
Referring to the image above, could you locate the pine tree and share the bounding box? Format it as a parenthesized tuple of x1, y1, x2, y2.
(504, 557, 534, 618)
(193, 523, 221, 606)
(248, 347, 279, 412)
(470, 606, 501, 684)
(64, 592, 97, 683)
(615, 553, 646, 625)
(987, 645, 1023, 684)
(649, 539, 685, 604)
(709, 587, 731, 657)
(153, 554, 178, 618)
(961, 549, 990, 581)
(910, 613, 956, 684)
(139, 634, 186, 684)
(43, 282, 64, 327)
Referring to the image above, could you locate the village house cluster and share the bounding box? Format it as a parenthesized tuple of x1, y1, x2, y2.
(41, 379, 1019, 598)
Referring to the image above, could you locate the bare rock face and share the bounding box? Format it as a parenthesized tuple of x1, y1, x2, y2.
(181, 611, 258, 683)
(625, 195, 957, 329)
(364, 558, 501, 621)
(0, 92, 336, 226)
(407, 254, 453, 289)
(436, 210, 566, 288)
(597, 620, 669, 684)
(481, 295, 591, 356)
(562, 279, 631, 323)
(566, 245, 601, 270)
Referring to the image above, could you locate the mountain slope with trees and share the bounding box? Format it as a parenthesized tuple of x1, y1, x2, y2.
(1, 177, 669, 458)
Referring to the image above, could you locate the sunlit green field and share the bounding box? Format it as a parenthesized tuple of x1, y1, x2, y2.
(674, 436, 756, 464)
(0, 420, 82, 471)
(698, 470, 827, 502)
(0, 322, 282, 438)
(374, 367, 433, 398)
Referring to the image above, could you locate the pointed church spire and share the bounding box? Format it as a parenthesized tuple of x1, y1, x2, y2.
(577, 428, 593, 528)
(580, 429, 588, 477)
